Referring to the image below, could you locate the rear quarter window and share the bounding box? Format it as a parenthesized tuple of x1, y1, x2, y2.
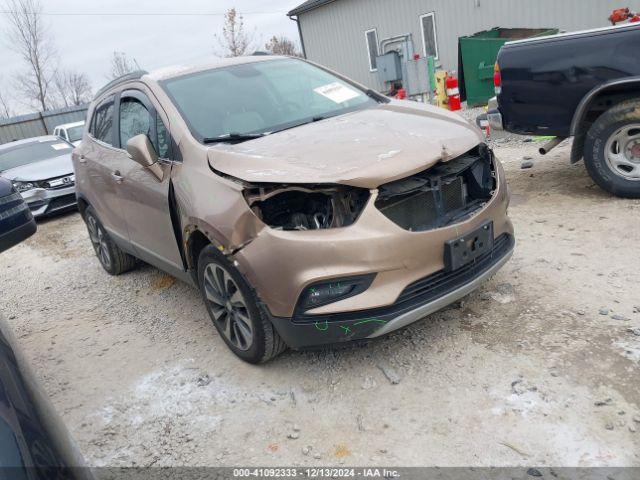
(90, 97, 115, 146)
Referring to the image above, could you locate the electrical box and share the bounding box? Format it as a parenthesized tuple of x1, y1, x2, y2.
(376, 52, 402, 83)
(406, 57, 430, 96)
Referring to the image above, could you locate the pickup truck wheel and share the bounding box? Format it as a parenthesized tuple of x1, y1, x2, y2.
(584, 99, 640, 198)
(197, 245, 287, 363)
(84, 206, 137, 275)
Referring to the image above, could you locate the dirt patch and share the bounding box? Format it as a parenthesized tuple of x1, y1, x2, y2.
(151, 274, 177, 291)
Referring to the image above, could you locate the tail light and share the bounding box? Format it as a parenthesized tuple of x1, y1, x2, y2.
(493, 62, 502, 95)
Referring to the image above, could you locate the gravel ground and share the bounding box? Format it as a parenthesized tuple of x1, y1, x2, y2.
(1, 137, 639, 467)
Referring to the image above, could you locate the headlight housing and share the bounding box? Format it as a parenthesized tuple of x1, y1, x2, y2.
(12, 181, 35, 193)
(243, 184, 369, 230)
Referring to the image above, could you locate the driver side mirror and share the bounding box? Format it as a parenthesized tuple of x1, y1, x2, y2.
(126, 134, 163, 181)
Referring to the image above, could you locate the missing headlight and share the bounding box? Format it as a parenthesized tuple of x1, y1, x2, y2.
(244, 184, 369, 230)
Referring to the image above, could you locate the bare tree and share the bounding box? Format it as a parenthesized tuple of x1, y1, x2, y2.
(108, 51, 141, 79)
(0, 89, 14, 118)
(4, 0, 56, 111)
(214, 8, 254, 57)
(53, 70, 92, 107)
(264, 36, 300, 56)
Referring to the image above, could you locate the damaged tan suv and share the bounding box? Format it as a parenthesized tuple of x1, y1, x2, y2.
(74, 56, 514, 363)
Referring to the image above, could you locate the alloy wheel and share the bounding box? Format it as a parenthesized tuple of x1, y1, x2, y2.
(203, 263, 254, 351)
(604, 124, 640, 181)
(86, 214, 111, 269)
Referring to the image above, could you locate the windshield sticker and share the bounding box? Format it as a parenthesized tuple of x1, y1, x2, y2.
(51, 143, 69, 150)
(314, 82, 360, 104)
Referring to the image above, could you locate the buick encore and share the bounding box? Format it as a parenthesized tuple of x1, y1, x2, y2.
(73, 56, 514, 363)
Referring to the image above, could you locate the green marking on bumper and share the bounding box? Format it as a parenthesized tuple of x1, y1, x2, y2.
(314, 321, 329, 331)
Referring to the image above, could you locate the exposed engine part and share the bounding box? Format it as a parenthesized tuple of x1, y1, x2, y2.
(375, 144, 496, 232)
(244, 185, 369, 231)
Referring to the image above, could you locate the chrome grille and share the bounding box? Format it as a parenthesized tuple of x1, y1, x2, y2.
(39, 174, 75, 190)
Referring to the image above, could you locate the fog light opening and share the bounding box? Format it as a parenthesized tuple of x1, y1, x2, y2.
(297, 274, 376, 312)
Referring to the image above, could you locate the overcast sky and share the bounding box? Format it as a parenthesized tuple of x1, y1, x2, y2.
(0, 0, 302, 114)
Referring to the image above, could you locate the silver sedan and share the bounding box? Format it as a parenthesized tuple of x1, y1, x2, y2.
(0, 136, 77, 218)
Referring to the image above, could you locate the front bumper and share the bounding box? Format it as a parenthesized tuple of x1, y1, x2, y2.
(234, 152, 513, 346)
(267, 233, 514, 348)
(19, 185, 77, 218)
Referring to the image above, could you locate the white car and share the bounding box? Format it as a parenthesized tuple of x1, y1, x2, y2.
(53, 120, 85, 147)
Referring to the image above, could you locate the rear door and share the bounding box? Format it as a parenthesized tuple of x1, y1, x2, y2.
(113, 87, 184, 275)
(79, 95, 130, 243)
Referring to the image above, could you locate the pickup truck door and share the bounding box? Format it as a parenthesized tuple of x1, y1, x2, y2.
(113, 87, 184, 277)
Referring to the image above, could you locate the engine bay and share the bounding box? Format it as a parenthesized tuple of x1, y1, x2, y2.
(244, 184, 369, 231)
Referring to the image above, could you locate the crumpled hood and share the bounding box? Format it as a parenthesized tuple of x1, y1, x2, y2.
(0, 154, 73, 181)
(208, 102, 483, 189)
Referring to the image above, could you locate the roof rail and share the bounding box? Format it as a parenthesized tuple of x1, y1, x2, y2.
(93, 70, 148, 100)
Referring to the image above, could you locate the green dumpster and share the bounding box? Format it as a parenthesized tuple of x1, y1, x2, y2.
(458, 27, 558, 107)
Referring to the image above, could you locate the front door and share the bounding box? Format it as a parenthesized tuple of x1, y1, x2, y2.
(113, 87, 184, 275)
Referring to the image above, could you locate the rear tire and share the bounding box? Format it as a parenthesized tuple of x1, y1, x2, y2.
(84, 206, 137, 275)
(197, 245, 287, 363)
(584, 99, 640, 198)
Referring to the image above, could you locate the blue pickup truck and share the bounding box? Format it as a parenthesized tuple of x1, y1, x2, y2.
(486, 23, 640, 198)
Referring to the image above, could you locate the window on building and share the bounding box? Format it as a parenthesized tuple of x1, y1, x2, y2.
(365, 29, 379, 71)
(420, 12, 439, 59)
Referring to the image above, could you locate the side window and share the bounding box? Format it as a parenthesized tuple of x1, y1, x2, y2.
(119, 97, 152, 149)
(156, 114, 170, 158)
(365, 29, 379, 71)
(420, 12, 439, 59)
(90, 98, 115, 145)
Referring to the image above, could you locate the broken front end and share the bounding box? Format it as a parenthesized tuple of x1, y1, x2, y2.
(232, 144, 514, 348)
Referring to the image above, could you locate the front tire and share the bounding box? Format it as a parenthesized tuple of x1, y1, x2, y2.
(84, 206, 137, 275)
(197, 245, 287, 363)
(584, 99, 640, 198)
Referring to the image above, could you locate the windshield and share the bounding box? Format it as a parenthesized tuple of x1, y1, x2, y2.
(66, 125, 84, 142)
(0, 140, 72, 172)
(161, 58, 378, 142)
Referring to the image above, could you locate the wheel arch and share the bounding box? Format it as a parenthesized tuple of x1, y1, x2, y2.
(76, 194, 90, 219)
(570, 77, 640, 163)
(184, 224, 228, 284)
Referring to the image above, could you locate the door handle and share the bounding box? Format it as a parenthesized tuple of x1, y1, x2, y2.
(111, 171, 124, 183)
